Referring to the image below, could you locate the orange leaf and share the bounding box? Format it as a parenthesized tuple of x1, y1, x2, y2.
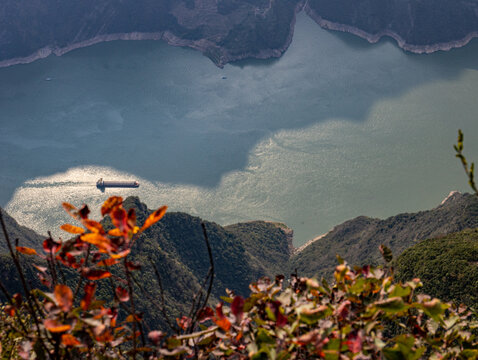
(101, 196, 123, 216)
(80, 233, 114, 253)
(125, 314, 141, 323)
(16, 246, 37, 255)
(97, 258, 120, 267)
(61, 334, 82, 347)
(44, 319, 71, 333)
(215, 317, 231, 332)
(60, 224, 85, 234)
(54, 284, 73, 312)
(140, 206, 168, 232)
(108, 228, 123, 237)
(62, 202, 78, 219)
(110, 249, 131, 259)
(82, 268, 112, 280)
(82, 220, 105, 234)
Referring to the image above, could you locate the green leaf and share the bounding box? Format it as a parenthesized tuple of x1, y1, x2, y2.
(375, 297, 408, 313)
(418, 298, 449, 322)
(389, 284, 411, 298)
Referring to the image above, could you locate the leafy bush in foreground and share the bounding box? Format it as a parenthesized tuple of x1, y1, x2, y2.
(0, 197, 477, 359)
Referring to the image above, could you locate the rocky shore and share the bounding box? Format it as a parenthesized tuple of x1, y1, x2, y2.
(1, 0, 477, 69)
(305, 4, 478, 54)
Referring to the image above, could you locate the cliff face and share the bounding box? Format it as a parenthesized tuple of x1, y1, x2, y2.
(2, 0, 478, 69)
(0, 0, 300, 68)
(305, 0, 478, 53)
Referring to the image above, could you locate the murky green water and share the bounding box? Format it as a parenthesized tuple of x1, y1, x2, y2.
(2, 13, 478, 245)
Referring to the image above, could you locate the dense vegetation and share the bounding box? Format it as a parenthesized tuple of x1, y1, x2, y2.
(395, 228, 478, 309)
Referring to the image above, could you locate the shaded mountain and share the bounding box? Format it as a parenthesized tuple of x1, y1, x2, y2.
(0, 198, 293, 330)
(305, 0, 478, 53)
(291, 192, 478, 279)
(0, 207, 44, 253)
(0, 0, 300, 68)
(395, 228, 478, 309)
(1, 0, 478, 68)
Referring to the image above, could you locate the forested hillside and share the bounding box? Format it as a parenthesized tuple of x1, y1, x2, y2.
(291, 192, 478, 279)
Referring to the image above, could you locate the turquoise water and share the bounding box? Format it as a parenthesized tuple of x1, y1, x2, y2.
(2, 13, 478, 245)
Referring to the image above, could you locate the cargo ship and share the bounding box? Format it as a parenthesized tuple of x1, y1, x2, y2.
(96, 178, 140, 189)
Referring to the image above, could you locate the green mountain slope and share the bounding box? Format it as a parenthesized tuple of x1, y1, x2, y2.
(395, 228, 478, 308)
(291, 192, 478, 279)
(0, 197, 293, 330)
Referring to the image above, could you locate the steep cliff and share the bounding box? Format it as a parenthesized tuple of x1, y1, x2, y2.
(305, 0, 478, 53)
(0, 0, 300, 68)
(1, 0, 477, 69)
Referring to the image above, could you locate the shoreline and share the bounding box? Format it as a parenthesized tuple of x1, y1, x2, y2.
(1, 6, 477, 70)
(304, 5, 478, 54)
(0, 2, 304, 70)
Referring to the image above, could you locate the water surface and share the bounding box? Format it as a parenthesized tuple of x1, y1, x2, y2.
(2, 13, 478, 245)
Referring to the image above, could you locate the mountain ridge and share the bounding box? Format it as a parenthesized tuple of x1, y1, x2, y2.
(1, 0, 477, 69)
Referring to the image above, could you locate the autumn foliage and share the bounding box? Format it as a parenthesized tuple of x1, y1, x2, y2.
(0, 196, 477, 359)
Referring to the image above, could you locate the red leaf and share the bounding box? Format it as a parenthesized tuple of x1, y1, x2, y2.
(127, 208, 136, 230)
(214, 303, 232, 331)
(13, 293, 23, 307)
(197, 307, 214, 323)
(4, 305, 15, 317)
(111, 207, 127, 233)
(115, 286, 130, 302)
(140, 206, 167, 232)
(126, 261, 141, 271)
(54, 284, 73, 312)
(176, 316, 192, 330)
(216, 302, 225, 319)
(82, 268, 111, 280)
(61, 334, 82, 347)
(101, 196, 123, 216)
(78, 205, 90, 219)
(44, 319, 71, 333)
(60, 224, 85, 234)
(346, 332, 363, 353)
(16, 246, 37, 255)
(231, 296, 245, 318)
(43, 238, 61, 254)
(81, 282, 96, 310)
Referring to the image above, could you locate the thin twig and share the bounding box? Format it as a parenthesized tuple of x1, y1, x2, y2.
(0, 210, 52, 359)
(187, 223, 215, 334)
(148, 257, 177, 333)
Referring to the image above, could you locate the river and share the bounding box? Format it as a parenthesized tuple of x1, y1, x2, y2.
(2, 13, 478, 246)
